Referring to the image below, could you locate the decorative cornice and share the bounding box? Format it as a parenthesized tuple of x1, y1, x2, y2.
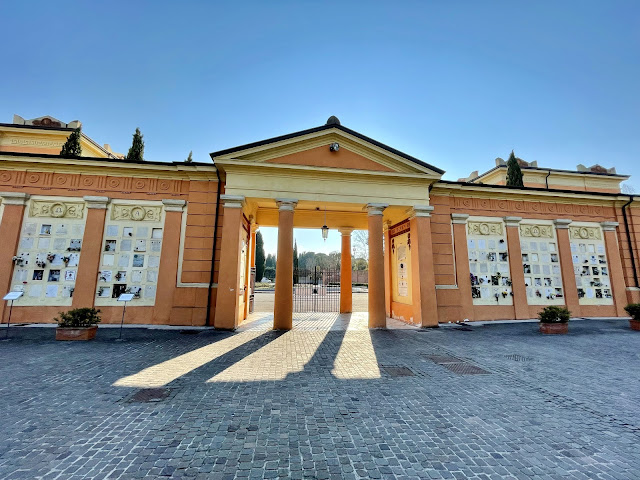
(519, 223, 553, 238)
(467, 221, 504, 236)
(275, 198, 298, 211)
(503, 216, 522, 227)
(30, 200, 85, 219)
(451, 213, 469, 224)
(407, 205, 434, 218)
(554, 218, 572, 229)
(364, 203, 388, 216)
(162, 199, 186, 212)
(601, 221, 619, 232)
(83, 196, 110, 209)
(0, 192, 30, 206)
(221, 194, 245, 209)
(569, 225, 602, 240)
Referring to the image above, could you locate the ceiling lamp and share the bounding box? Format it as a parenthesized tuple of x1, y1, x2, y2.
(321, 207, 329, 241)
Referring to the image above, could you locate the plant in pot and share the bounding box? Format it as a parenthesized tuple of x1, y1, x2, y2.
(624, 304, 640, 331)
(538, 306, 571, 334)
(55, 307, 101, 341)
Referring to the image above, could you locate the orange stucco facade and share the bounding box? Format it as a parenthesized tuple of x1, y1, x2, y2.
(0, 115, 638, 329)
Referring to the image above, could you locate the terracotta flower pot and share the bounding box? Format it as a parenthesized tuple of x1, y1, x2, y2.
(539, 322, 569, 334)
(56, 325, 98, 341)
(630, 319, 640, 331)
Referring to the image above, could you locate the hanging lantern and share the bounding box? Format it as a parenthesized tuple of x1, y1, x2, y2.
(321, 207, 329, 241)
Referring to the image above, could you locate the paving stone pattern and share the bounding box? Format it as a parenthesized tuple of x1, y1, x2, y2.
(0, 318, 639, 479)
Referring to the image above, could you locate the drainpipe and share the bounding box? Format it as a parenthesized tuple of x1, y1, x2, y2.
(545, 170, 551, 189)
(205, 166, 222, 327)
(622, 195, 639, 288)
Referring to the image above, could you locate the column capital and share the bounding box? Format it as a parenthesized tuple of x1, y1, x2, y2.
(162, 199, 186, 212)
(451, 213, 469, 224)
(364, 203, 388, 216)
(0, 192, 29, 206)
(83, 196, 110, 209)
(407, 205, 434, 219)
(338, 227, 354, 235)
(504, 216, 522, 227)
(250, 222, 260, 233)
(601, 221, 619, 232)
(554, 218, 572, 229)
(275, 198, 298, 211)
(221, 194, 245, 209)
(383, 220, 392, 232)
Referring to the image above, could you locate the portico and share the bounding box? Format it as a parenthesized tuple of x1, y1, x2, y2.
(211, 117, 444, 330)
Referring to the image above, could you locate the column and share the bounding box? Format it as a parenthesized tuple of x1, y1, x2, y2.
(451, 213, 474, 321)
(248, 222, 258, 314)
(383, 222, 391, 317)
(602, 221, 628, 317)
(410, 206, 439, 327)
(72, 196, 109, 309)
(504, 216, 529, 319)
(273, 199, 297, 330)
(0, 193, 29, 323)
(339, 228, 353, 313)
(366, 203, 388, 328)
(554, 219, 580, 316)
(153, 200, 186, 323)
(214, 195, 245, 330)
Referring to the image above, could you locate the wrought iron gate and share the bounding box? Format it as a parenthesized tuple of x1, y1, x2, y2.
(293, 266, 340, 312)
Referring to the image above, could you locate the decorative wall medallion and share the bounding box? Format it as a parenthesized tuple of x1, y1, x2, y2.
(30, 200, 85, 219)
(467, 221, 503, 236)
(82, 177, 95, 186)
(159, 181, 170, 191)
(108, 178, 121, 188)
(520, 224, 553, 238)
(0, 173, 12, 182)
(27, 173, 40, 183)
(569, 226, 602, 240)
(111, 204, 162, 222)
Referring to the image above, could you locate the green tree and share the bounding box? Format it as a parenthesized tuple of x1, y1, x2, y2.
(293, 240, 299, 284)
(266, 254, 276, 268)
(185, 151, 193, 163)
(506, 150, 524, 187)
(125, 128, 145, 162)
(255, 231, 265, 281)
(60, 128, 82, 157)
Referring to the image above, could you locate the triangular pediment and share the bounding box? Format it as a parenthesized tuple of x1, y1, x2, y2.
(211, 124, 444, 177)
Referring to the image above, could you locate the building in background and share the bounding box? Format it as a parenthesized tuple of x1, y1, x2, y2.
(0, 114, 637, 329)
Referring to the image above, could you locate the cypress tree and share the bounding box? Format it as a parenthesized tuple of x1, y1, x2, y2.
(506, 150, 524, 187)
(125, 128, 145, 162)
(185, 151, 193, 163)
(293, 240, 299, 284)
(255, 231, 266, 281)
(60, 128, 82, 157)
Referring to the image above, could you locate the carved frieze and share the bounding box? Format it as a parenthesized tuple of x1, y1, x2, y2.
(569, 226, 602, 240)
(29, 200, 85, 219)
(520, 224, 553, 238)
(111, 204, 162, 222)
(452, 197, 606, 219)
(467, 221, 503, 236)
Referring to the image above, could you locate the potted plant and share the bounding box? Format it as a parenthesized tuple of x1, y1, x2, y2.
(538, 306, 571, 334)
(624, 304, 640, 331)
(55, 307, 101, 341)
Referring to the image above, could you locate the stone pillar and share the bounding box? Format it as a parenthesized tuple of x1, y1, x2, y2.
(504, 216, 529, 319)
(602, 221, 628, 317)
(554, 219, 579, 316)
(339, 228, 353, 313)
(153, 200, 186, 323)
(451, 213, 474, 321)
(273, 199, 297, 330)
(0, 193, 29, 323)
(383, 222, 391, 317)
(366, 203, 388, 328)
(410, 206, 439, 327)
(73, 196, 109, 309)
(214, 195, 245, 330)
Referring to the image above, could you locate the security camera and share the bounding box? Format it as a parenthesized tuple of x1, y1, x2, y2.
(329, 142, 340, 152)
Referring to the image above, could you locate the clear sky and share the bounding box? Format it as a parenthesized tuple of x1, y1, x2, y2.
(2, 1, 638, 255)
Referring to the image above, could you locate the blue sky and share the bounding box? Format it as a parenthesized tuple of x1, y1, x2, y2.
(2, 1, 638, 255)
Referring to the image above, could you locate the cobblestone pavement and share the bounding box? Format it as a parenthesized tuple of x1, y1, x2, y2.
(0, 318, 639, 479)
